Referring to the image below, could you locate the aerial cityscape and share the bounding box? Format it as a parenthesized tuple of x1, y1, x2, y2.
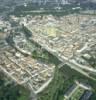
(0, 0, 96, 100)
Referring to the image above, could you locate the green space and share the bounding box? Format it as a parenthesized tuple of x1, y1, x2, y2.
(9, 2, 96, 17)
(70, 87, 85, 100)
(37, 62, 96, 100)
(37, 63, 86, 100)
(21, 28, 61, 65)
(10, 3, 82, 17)
(13, 9, 80, 17)
(90, 92, 96, 100)
(0, 72, 30, 100)
(38, 66, 74, 100)
(32, 48, 60, 65)
(23, 25, 32, 38)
